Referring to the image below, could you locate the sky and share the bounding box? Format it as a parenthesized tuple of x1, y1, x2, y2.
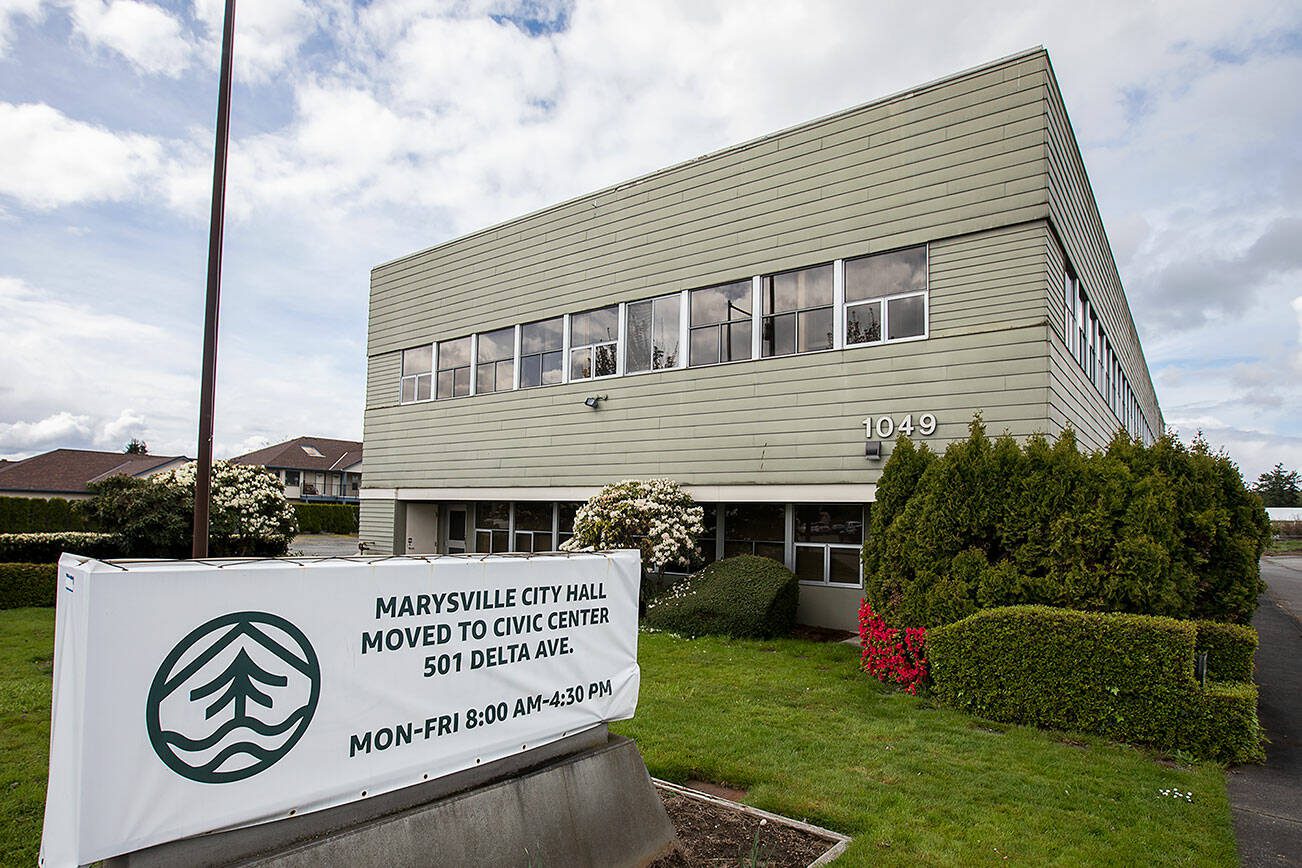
(0, 0, 1299, 483)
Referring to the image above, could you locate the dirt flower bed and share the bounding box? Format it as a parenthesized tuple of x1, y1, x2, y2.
(651, 783, 844, 867)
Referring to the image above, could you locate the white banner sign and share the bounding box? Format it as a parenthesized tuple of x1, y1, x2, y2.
(41, 551, 641, 867)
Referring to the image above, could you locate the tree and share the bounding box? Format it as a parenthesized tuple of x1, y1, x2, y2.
(124, 439, 149, 455)
(1254, 463, 1300, 507)
(80, 475, 193, 558)
(861, 419, 1270, 627)
(81, 461, 298, 557)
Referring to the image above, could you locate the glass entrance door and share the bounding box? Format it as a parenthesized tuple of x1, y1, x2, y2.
(445, 505, 467, 554)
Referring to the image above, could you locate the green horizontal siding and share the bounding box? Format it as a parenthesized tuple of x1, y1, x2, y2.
(1043, 59, 1162, 437)
(367, 52, 1052, 355)
(363, 222, 1057, 490)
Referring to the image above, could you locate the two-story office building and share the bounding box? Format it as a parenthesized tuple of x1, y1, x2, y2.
(359, 48, 1163, 630)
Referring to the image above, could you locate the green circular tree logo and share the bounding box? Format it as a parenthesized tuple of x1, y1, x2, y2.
(146, 612, 320, 783)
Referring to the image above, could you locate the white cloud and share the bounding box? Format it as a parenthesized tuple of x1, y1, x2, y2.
(3, 0, 1302, 480)
(0, 412, 92, 453)
(0, 409, 151, 456)
(192, 0, 317, 82)
(98, 407, 147, 446)
(66, 0, 194, 76)
(0, 276, 192, 458)
(0, 102, 164, 209)
(0, 0, 45, 53)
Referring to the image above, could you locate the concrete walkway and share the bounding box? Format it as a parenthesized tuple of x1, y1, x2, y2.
(1227, 557, 1302, 867)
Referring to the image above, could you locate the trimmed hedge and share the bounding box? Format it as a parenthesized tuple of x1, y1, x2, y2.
(1196, 620, 1257, 683)
(0, 496, 96, 533)
(293, 503, 360, 535)
(0, 563, 56, 609)
(0, 532, 127, 563)
(928, 606, 1264, 763)
(644, 555, 799, 639)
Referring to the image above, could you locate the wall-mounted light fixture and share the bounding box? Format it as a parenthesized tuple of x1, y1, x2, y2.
(584, 395, 607, 409)
(864, 440, 882, 461)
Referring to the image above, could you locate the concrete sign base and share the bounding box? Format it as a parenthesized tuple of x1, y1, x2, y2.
(107, 728, 678, 867)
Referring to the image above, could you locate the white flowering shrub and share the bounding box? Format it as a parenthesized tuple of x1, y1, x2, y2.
(154, 460, 298, 556)
(559, 479, 704, 572)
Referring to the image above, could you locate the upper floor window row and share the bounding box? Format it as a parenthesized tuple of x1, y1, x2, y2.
(398, 244, 928, 404)
(1063, 265, 1154, 444)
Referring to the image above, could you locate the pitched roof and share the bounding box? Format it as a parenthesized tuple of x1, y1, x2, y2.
(0, 449, 187, 494)
(229, 437, 363, 472)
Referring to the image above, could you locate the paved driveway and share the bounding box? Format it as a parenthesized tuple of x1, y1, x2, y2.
(1227, 557, 1302, 867)
(292, 534, 362, 557)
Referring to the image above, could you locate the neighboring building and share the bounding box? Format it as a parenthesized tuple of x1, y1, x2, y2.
(359, 48, 1163, 629)
(0, 449, 189, 500)
(230, 437, 363, 504)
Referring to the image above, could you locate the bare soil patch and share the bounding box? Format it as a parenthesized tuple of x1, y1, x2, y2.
(651, 784, 844, 867)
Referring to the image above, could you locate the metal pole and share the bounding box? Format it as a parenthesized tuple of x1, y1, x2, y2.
(193, 0, 236, 558)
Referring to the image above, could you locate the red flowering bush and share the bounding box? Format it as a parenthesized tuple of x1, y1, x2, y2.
(859, 599, 928, 694)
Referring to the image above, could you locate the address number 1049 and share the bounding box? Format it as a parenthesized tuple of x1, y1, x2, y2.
(862, 413, 937, 439)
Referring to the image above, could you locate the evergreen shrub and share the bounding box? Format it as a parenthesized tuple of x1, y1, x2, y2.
(0, 563, 57, 608)
(644, 555, 799, 639)
(1195, 621, 1257, 683)
(293, 503, 359, 534)
(0, 496, 96, 533)
(862, 419, 1270, 627)
(928, 606, 1264, 763)
(0, 533, 126, 563)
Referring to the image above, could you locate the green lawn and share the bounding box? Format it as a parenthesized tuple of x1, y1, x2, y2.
(0, 609, 53, 866)
(613, 630, 1238, 866)
(0, 610, 1237, 865)
(1266, 538, 1302, 555)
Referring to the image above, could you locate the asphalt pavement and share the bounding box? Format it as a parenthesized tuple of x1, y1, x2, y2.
(291, 534, 363, 557)
(1227, 557, 1302, 867)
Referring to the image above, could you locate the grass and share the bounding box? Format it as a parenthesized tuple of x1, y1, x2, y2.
(1265, 538, 1302, 555)
(0, 609, 1238, 865)
(0, 608, 53, 866)
(613, 630, 1238, 866)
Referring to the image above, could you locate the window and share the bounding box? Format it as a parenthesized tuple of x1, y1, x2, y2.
(1064, 265, 1079, 355)
(569, 306, 619, 380)
(300, 445, 324, 458)
(436, 336, 471, 399)
(513, 502, 554, 552)
(557, 502, 581, 548)
(627, 294, 681, 373)
(762, 263, 833, 356)
(1076, 285, 1088, 369)
(689, 280, 752, 366)
(1086, 321, 1095, 385)
(520, 317, 564, 388)
(722, 503, 785, 563)
(476, 327, 515, 394)
(400, 345, 432, 403)
(474, 502, 510, 553)
(845, 246, 927, 345)
(284, 470, 301, 487)
(794, 504, 864, 586)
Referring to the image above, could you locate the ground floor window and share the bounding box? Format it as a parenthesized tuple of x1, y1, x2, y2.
(793, 503, 864, 586)
(513, 502, 553, 552)
(474, 502, 511, 552)
(456, 498, 865, 587)
(467, 501, 584, 554)
(557, 502, 581, 548)
(722, 503, 785, 561)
